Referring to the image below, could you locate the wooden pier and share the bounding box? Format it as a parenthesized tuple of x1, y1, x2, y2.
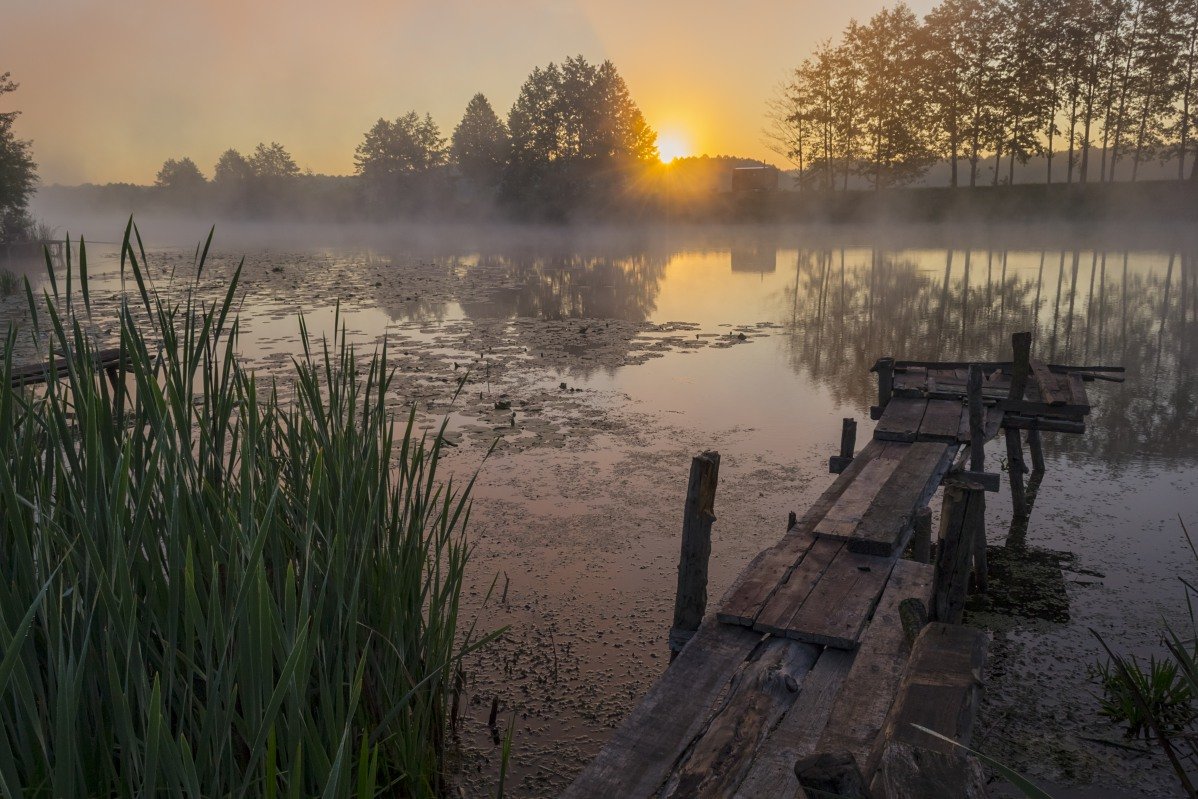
(565, 334, 1121, 799)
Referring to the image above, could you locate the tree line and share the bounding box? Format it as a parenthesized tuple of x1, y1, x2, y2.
(153, 55, 661, 220)
(772, 0, 1198, 190)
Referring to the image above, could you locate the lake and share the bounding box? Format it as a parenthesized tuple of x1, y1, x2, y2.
(3, 220, 1194, 797)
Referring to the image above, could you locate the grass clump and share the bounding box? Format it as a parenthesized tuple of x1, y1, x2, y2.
(0, 224, 492, 797)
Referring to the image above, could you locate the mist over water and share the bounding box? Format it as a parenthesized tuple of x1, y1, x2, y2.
(4, 216, 1194, 797)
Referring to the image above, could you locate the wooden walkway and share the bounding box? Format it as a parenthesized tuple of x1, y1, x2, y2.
(565, 337, 1121, 799)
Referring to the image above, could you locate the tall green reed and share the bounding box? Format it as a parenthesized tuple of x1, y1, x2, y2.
(0, 222, 492, 797)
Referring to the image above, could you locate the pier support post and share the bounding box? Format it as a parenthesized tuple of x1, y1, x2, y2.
(1027, 428, 1046, 473)
(933, 485, 985, 623)
(829, 418, 857, 473)
(670, 451, 720, 660)
(912, 506, 933, 564)
(1004, 332, 1032, 516)
(967, 364, 985, 472)
(871, 357, 895, 419)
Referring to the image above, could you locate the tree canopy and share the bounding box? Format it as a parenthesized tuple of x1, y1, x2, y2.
(155, 157, 207, 190)
(354, 112, 447, 180)
(505, 56, 658, 212)
(213, 149, 254, 185)
(0, 72, 37, 242)
(451, 94, 509, 191)
(248, 142, 301, 179)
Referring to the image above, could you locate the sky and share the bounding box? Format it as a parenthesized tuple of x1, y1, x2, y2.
(2, 0, 935, 185)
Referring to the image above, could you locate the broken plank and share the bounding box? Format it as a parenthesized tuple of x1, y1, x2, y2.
(782, 548, 897, 649)
(733, 648, 858, 799)
(917, 399, 962, 442)
(662, 639, 820, 798)
(754, 538, 844, 635)
(849, 443, 952, 556)
(817, 560, 935, 771)
(718, 441, 891, 626)
(814, 445, 906, 541)
(561, 619, 763, 799)
(874, 398, 928, 443)
(1029, 360, 1063, 404)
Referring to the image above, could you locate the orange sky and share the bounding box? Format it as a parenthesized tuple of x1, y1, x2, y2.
(2, 1, 934, 185)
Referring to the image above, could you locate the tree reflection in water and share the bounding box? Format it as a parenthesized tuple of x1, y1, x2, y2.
(779, 246, 1196, 466)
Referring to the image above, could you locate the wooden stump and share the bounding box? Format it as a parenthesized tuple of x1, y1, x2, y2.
(670, 451, 720, 658)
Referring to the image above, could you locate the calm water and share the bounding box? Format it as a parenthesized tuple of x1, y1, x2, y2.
(3, 222, 1195, 797)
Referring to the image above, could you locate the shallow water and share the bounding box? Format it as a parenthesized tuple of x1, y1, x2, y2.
(4, 223, 1195, 797)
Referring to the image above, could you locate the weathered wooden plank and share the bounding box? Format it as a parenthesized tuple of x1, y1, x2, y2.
(874, 398, 928, 443)
(917, 399, 961, 441)
(662, 639, 820, 798)
(1002, 414, 1086, 433)
(1029, 359, 1062, 404)
(864, 622, 988, 778)
(816, 560, 935, 768)
(997, 398, 1087, 418)
(1067, 373, 1091, 410)
(733, 648, 858, 799)
(9, 347, 126, 388)
(848, 443, 951, 556)
(718, 530, 819, 626)
(754, 538, 844, 635)
(561, 619, 762, 799)
(718, 441, 892, 626)
(814, 445, 905, 541)
(783, 549, 896, 648)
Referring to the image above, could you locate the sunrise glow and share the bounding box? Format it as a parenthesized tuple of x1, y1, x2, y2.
(656, 130, 691, 163)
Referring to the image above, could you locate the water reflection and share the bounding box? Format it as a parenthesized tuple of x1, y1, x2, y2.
(778, 247, 1195, 465)
(455, 251, 668, 323)
(398, 238, 1195, 467)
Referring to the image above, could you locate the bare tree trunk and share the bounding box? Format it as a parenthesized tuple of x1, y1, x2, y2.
(1179, 18, 1197, 180)
(1108, 10, 1141, 182)
(1066, 93, 1080, 184)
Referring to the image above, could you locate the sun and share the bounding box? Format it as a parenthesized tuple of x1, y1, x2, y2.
(656, 130, 691, 163)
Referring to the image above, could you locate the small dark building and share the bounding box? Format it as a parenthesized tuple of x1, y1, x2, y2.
(731, 166, 780, 193)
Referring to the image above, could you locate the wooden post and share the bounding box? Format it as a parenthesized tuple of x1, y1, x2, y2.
(912, 506, 932, 564)
(1004, 332, 1032, 516)
(933, 485, 984, 623)
(971, 491, 987, 594)
(829, 418, 857, 473)
(670, 451, 720, 660)
(840, 418, 856, 460)
(877, 357, 895, 410)
(967, 364, 985, 472)
(1027, 428, 1046, 473)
